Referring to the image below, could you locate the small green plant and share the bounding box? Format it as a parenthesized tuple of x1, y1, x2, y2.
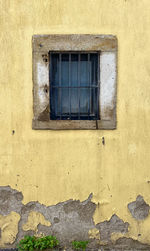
(17, 235, 59, 251)
(72, 240, 89, 250)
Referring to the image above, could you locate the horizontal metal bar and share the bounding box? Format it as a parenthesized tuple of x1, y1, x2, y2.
(56, 114, 97, 116)
(53, 116, 98, 120)
(51, 86, 98, 88)
(50, 51, 99, 54)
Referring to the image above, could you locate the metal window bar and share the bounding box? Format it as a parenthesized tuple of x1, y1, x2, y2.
(88, 53, 90, 119)
(59, 53, 62, 119)
(50, 86, 98, 88)
(50, 52, 100, 120)
(78, 54, 80, 120)
(97, 52, 100, 119)
(69, 54, 71, 119)
(93, 54, 96, 118)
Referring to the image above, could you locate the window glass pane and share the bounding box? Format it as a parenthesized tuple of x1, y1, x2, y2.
(50, 88, 60, 118)
(61, 88, 69, 115)
(90, 54, 98, 86)
(71, 88, 78, 114)
(71, 54, 78, 87)
(80, 88, 90, 114)
(61, 54, 69, 87)
(90, 88, 98, 116)
(80, 54, 89, 87)
(51, 54, 59, 86)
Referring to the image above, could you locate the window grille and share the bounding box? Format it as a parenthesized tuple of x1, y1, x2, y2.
(50, 52, 100, 120)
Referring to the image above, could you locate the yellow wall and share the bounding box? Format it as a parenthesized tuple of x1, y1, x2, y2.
(1, 0, 150, 246)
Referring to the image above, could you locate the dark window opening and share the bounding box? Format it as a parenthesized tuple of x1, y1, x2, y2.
(50, 52, 100, 120)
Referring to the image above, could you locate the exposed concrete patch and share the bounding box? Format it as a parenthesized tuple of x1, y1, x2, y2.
(111, 237, 150, 250)
(0, 187, 96, 248)
(128, 195, 150, 220)
(96, 237, 150, 250)
(22, 211, 51, 233)
(18, 196, 96, 246)
(111, 231, 127, 242)
(47, 193, 96, 245)
(16, 201, 52, 244)
(1, 186, 150, 250)
(0, 186, 23, 215)
(63, 193, 95, 223)
(96, 214, 129, 243)
(36, 224, 53, 237)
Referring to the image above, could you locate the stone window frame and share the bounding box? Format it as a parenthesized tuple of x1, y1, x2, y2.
(32, 34, 117, 130)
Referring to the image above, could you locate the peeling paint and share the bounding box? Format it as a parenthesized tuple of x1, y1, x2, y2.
(0, 186, 150, 250)
(0, 186, 23, 215)
(96, 214, 129, 243)
(111, 231, 127, 242)
(88, 228, 100, 240)
(128, 195, 150, 220)
(98, 237, 150, 250)
(112, 237, 150, 250)
(0, 187, 96, 248)
(22, 211, 51, 233)
(0, 212, 20, 246)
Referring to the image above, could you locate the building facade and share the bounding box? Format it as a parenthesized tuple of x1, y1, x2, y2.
(0, 0, 150, 249)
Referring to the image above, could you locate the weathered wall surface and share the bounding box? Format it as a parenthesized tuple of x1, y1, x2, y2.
(1, 0, 150, 249)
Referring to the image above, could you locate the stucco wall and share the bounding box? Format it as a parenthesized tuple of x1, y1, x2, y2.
(1, 0, 150, 249)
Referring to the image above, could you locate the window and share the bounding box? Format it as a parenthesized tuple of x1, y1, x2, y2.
(50, 52, 99, 120)
(32, 35, 117, 130)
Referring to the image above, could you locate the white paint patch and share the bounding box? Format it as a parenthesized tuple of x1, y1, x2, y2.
(100, 52, 116, 120)
(36, 62, 49, 113)
(37, 62, 49, 87)
(38, 88, 48, 112)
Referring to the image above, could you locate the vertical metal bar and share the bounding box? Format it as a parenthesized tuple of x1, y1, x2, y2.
(92, 54, 97, 119)
(97, 52, 100, 120)
(69, 53, 71, 119)
(88, 53, 90, 119)
(59, 53, 62, 119)
(49, 52, 52, 119)
(78, 54, 80, 119)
